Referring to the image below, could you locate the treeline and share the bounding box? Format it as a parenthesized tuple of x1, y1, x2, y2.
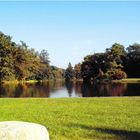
(0, 32, 64, 81)
(1, 32, 140, 82)
(65, 43, 140, 82)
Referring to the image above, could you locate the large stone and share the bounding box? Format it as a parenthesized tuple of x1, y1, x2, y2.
(0, 121, 49, 140)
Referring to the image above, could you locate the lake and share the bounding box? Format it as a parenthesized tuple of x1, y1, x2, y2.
(0, 81, 140, 98)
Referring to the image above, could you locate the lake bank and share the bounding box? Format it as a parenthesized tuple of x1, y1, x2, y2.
(0, 97, 139, 140)
(1, 79, 65, 85)
(1, 78, 140, 85)
(112, 78, 140, 83)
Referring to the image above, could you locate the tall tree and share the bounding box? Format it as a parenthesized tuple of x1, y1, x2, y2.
(105, 43, 127, 79)
(0, 32, 15, 80)
(36, 49, 50, 80)
(125, 43, 140, 77)
(50, 66, 65, 80)
(39, 49, 50, 64)
(81, 43, 127, 82)
(13, 42, 40, 80)
(81, 53, 108, 82)
(74, 63, 81, 79)
(65, 62, 74, 81)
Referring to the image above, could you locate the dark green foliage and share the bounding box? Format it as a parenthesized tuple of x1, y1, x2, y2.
(76, 42, 140, 82)
(106, 43, 126, 58)
(13, 42, 40, 80)
(81, 43, 128, 82)
(0, 31, 140, 81)
(0, 32, 64, 81)
(0, 32, 16, 80)
(65, 62, 74, 81)
(106, 69, 127, 80)
(74, 63, 81, 79)
(81, 53, 110, 81)
(50, 66, 65, 80)
(124, 43, 140, 78)
(39, 49, 50, 64)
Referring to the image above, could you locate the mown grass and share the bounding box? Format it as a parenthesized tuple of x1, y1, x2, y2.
(113, 78, 140, 83)
(2, 79, 65, 85)
(0, 97, 140, 140)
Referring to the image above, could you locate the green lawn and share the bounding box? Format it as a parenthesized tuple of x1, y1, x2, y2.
(113, 78, 140, 83)
(0, 97, 140, 140)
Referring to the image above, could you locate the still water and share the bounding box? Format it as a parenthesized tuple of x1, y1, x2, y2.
(0, 81, 140, 98)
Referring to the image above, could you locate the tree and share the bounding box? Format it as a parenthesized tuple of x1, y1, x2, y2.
(105, 43, 127, 79)
(0, 32, 16, 80)
(39, 49, 50, 64)
(106, 43, 125, 57)
(49, 66, 65, 80)
(74, 63, 81, 79)
(0, 31, 66, 81)
(81, 53, 108, 82)
(81, 43, 127, 82)
(65, 62, 74, 81)
(127, 43, 140, 53)
(124, 43, 140, 77)
(35, 49, 51, 80)
(13, 41, 40, 80)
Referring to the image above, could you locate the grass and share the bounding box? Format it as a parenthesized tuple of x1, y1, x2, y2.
(2, 79, 65, 85)
(0, 97, 140, 140)
(113, 78, 140, 83)
(2, 80, 39, 84)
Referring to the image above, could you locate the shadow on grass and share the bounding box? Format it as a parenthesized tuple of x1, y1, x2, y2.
(67, 123, 140, 140)
(95, 128, 140, 140)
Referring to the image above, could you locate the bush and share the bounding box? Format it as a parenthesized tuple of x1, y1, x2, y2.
(106, 69, 127, 80)
(111, 69, 127, 80)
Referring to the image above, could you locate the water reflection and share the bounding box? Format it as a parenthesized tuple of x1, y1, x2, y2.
(0, 81, 140, 98)
(81, 82, 127, 97)
(65, 81, 73, 97)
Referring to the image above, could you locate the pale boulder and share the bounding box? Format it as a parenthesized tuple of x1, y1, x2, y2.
(0, 121, 49, 140)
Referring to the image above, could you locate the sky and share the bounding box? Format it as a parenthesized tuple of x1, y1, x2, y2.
(0, 1, 140, 68)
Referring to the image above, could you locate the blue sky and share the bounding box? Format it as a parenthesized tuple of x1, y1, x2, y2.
(0, 1, 140, 68)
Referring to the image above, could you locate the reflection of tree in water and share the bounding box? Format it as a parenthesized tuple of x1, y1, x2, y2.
(14, 84, 24, 97)
(16, 82, 51, 97)
(124, 83, 140, 96)
(49, 80, 65, 91)
(0, 84, 7, 97)
(108, 83, 127, 96)
(81, 82, 127, 97)
(81, 83, 99, 97)
(74, 82, 82, 97)
(32, 82, 50, 97)
(0, 81, 133, 98)
(0, 84, 19, 97)
(13, 83, 34, 97)
(65, 81, 73, 97)
(1, 82, 51, 98)
(0, 81, 65, 98)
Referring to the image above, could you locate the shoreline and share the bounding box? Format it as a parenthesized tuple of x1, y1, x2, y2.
(1, 78, 140, 84)
(112, 78, 140, 83)
(1, 79, 65, 84)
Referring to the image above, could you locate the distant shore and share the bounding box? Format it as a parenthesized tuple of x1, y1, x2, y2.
(1, 79, 65, 84)
(74, 78, 140, 83)
(112, 78, 140, 83)
(1, 78, 140, 84)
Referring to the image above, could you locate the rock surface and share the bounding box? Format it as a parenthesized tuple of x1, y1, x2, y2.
(0, 121, 49, 140)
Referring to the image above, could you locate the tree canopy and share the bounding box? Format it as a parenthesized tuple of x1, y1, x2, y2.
(80, 43, 140, 82)
(0, 31, 140, 82)
(0, 32, 65, 81)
